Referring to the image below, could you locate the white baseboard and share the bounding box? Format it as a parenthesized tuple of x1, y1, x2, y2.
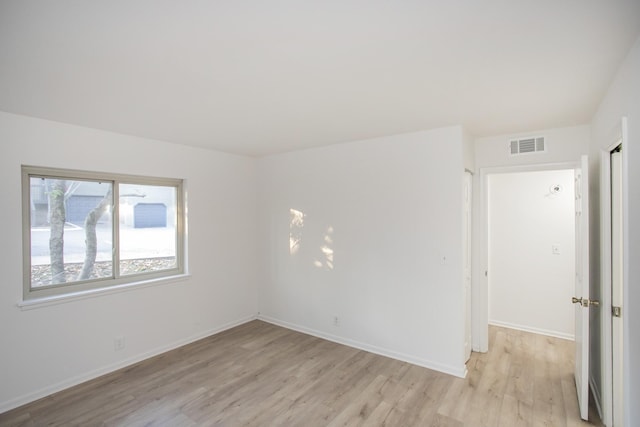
(257, 314, 467, 379)
(0, 314, 257, 414)
(488, 319, 575, 341)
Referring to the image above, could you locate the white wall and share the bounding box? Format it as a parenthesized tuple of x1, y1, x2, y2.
(590, 34, 640, 425)
(488, 169, 575, 339)
(0, 112, 259, 412)
(258, 127, 468, 377)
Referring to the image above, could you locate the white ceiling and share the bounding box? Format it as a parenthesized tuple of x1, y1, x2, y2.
(1, 1, 639, 156)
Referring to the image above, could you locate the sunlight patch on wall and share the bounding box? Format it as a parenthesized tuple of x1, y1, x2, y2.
(315, 225, 334, 270)
(289, 208, 305, 255)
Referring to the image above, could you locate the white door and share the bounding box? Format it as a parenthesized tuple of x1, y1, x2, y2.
(573, 155, 591, 420)
(611, 148, 624, 426)
(463, 171, 473, 362)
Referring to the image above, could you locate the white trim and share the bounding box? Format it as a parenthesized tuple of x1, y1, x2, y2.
(258, 315, 467, 379)
(600, 146, 615, 427)
(488, 320, 575, 341)
(17, 274, 191, 310)
(474, 168, 489, 352)
(463, 170, 473, 362)
(621, 118, 630, 427)
(480, 161, 579, 175)
(0, 314, 257, 414)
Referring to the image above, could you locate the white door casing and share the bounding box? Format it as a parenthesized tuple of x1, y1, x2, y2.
(601, 147, 614, 426)
(611, 148, 624, 426)
(463, 171, 473, 362)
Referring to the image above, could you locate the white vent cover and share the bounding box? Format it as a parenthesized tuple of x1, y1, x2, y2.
(510, 137, 545, 155)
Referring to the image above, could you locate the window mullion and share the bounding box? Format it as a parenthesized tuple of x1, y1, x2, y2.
(113, 180, 120, 279)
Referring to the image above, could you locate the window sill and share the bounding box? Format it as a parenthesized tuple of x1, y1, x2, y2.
(17, 273, 191, 310)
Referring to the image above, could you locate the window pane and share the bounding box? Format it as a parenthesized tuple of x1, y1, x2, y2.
(30, 177, 113, 287)
(119, 183, 177, 275)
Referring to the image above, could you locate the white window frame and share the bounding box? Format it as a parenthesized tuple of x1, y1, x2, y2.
(21, 165, 186, 302)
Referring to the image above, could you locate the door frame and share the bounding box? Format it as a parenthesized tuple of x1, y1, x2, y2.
(475, 160, 582, 352)
(600, 117, 628, 427)
(463, 169, 473, 361)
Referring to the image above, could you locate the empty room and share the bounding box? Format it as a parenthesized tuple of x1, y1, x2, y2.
(1, 1, 639, 426)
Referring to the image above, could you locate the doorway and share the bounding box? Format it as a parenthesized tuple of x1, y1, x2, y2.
(487, 169, 576, 339)
(475, 158, 592, 419)
(476, 161, 585, 350)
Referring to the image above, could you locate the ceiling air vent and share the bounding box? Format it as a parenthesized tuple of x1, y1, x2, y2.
(510, 136, 545, 155)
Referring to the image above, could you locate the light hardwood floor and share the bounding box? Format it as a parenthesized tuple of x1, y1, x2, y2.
(0, 321, 602, 426)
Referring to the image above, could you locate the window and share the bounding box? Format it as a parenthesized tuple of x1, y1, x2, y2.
(22, 166, 185, 301)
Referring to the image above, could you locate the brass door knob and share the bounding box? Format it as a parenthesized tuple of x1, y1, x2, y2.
(572, 297, 600, 307)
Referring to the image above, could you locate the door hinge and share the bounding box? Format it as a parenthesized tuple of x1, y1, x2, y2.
(612, 306, 622, 318)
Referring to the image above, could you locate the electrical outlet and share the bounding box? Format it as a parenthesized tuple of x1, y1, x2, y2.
(114, 336, 125, 351)
(333, 315, 340, 327)
(552, 244, 561, 255)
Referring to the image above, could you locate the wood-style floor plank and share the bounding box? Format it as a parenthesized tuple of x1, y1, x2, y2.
(0, 321, 602, 427)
